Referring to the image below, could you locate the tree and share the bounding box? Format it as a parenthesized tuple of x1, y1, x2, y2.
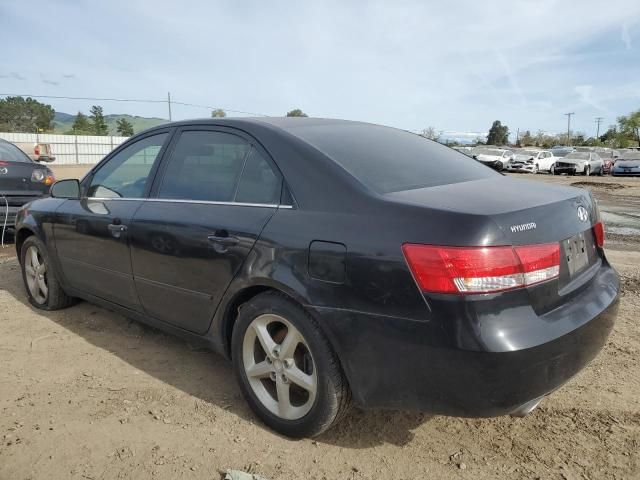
(90, 105, 108, 136)
(0, 96, 55, 132)
(520, 130, 534, 146)
(211, 108, 226, 118)
(618, 110, 640, 146)
(486, 120, 509, 145)
(70, 112, 92, 135)
(286, 109, 308, 117)
(116, 118, 134, 136)
(419, 126, 441, 141)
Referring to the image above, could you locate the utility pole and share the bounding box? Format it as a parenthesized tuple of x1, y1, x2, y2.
(595, 117, 604, 139)
(564, 112, 574, 146)
(167, 92, 172, 121)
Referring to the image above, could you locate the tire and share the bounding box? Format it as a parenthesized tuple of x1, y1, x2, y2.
(584, 165, 591, 176)
(551, 164, 557, 175)
(231, 292, 351, 438)
(533, 164, 539, 174)
(20, 236, 76, 310)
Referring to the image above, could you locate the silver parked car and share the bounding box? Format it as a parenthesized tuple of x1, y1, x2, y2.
(507, 149, 556, 174)
(554, 152, 604, 176)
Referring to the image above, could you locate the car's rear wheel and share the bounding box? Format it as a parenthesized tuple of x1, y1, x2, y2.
(550, 164, 556, 175)
(20, 236, 75, 310)
(584, 165, 591, 176)
(232, 292, 351, 437)
(533, 164, 539, 174)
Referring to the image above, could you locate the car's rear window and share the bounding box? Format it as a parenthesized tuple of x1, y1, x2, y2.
(285, 123, 498, 194)
(0, 141, 32, 163)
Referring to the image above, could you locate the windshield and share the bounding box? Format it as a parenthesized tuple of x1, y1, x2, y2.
(286, 123, 499, 194)
(0, 141, 33, 163)
(565, 152, 590, 160)
(619, 152, 640, 160)
(517, 150, 539, 156)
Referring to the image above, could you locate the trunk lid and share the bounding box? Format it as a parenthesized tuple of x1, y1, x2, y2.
(0, 160, 49, 194)
(387, 177, 602, 312)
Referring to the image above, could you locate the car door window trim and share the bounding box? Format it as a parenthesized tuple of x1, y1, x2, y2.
(85, 196, 293, 209)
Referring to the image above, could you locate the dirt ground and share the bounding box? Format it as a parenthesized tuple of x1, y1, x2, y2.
(0, 171, 639, 480)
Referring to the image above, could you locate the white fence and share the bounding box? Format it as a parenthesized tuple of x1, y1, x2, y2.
(0, 132, 128, 165)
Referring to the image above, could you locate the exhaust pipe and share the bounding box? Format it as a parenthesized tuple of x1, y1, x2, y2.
(510, 396, 543, 417)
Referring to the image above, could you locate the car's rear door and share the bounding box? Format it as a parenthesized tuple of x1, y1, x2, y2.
(53, 130, 172, 311)
(129, 126, 283, 334)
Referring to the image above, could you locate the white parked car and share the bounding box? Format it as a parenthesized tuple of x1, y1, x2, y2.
(472, 147, 513, 171)
(553, 152, 604, 176)
(507, 149, 556, 174)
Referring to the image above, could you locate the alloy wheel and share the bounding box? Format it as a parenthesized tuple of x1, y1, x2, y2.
(24, 245, 48, 304)
(242, 314, 318, 420)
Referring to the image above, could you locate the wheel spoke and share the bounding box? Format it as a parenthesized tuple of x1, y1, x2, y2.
(253, 321, 277, 357)
(279, 328, 302, 359)
(37, 262, 47, 275)
(276, 377, 293, 418)
(246, 360, 272, 379)
(25, 264, 35, 277)
(37, 277, 48, 298)
(30, 248, 39, 269)
(286, 366, 316, 395)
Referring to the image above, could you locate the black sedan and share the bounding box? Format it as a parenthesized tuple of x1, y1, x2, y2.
(14, 118, 619, 438)
(0, 138, 55, 231)
(612, 152, 640, 176)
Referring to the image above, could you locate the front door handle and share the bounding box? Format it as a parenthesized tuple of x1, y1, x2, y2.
(207, 234, 239, 246)
(108, 223, 128, 239)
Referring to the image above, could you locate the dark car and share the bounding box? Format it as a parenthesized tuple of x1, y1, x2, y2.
(14, 118, 619, 438)
(612, 152, 640, 176)
(0, 138, 55, 231)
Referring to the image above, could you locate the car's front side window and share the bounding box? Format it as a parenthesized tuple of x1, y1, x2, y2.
(88, 133, 168, 199)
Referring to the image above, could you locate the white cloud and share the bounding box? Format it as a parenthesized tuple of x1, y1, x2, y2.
(1, 0, 639, 134)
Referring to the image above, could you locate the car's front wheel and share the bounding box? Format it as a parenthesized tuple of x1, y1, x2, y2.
(584, 165, 591, 176)
(20, 236, 75, 310)
(232, 292, 351, 437)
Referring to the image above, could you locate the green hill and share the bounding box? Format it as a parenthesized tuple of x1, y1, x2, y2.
(53, 112, 168, 136)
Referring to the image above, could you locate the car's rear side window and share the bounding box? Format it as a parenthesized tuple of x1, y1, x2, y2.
(235, 149, 281, 204)
(158, 131, 250, 202)
(286, 123, 498, 193)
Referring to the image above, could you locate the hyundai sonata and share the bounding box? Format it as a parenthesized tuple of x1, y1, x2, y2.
(15, 118, 619, 438)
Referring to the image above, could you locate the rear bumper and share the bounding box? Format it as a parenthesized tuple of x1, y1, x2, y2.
(0, 205, 20, 227)
(315, 261, 619, 416)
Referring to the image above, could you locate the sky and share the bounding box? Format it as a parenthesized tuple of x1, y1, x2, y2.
(1, 0, 640, 141)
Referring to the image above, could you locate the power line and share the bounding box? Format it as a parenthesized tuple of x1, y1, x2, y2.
(0, 92, 270, 117)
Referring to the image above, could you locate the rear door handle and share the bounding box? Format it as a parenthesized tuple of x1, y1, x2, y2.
(108, 223, 127, 239)
(207, 234, 239, 246)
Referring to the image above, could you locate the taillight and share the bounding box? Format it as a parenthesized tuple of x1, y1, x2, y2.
(34, 145, 41, 156)
(402, 243, 560, 294)
(593, 221, 605, 248)
(0, 161, 8, 166)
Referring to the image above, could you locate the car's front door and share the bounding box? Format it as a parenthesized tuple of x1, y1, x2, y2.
(54, 131, 171, 311)
(129, 127, 283, 334)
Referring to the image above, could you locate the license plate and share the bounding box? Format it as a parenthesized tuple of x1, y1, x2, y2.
(563, 232, 589, 277)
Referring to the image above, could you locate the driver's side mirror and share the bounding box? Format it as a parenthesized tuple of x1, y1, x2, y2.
(50, 179, 80, 199)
